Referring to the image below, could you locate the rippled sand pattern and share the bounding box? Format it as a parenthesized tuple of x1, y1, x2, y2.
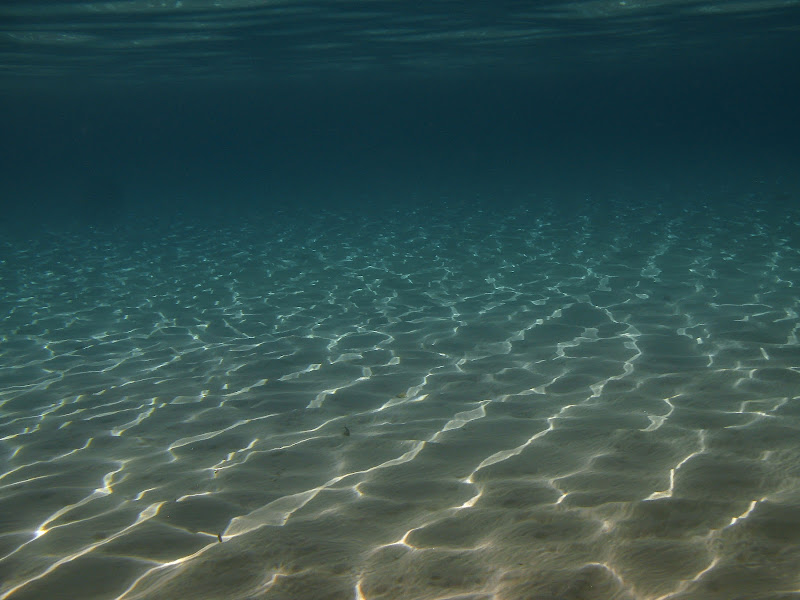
(2, 204, 800, 600)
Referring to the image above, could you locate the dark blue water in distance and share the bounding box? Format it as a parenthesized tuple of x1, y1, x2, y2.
(1, 2, 800, 600)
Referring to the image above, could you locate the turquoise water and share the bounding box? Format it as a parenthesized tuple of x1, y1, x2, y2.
(1, 2, 799, 599)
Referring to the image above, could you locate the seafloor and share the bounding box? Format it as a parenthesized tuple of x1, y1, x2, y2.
(2, 198, 800, 600)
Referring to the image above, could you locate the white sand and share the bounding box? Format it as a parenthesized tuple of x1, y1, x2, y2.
(2, 202, 800, 599)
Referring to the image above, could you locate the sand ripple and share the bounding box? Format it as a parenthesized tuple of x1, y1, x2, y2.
(2, 202, 800, 599)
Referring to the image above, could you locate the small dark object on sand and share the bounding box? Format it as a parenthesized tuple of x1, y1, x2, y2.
(343, 425, 350, 437)
(218, 533, 223, 543)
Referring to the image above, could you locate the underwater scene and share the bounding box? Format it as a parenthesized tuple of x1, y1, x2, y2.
(1, 1, 800, 599)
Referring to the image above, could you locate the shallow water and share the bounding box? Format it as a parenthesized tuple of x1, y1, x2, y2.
(2, 201, 800, 600)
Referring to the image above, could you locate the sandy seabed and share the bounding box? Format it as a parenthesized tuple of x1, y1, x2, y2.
(2, 199, 800, 600)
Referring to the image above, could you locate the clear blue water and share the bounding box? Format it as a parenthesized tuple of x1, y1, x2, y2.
(1, 2, 800, 599)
